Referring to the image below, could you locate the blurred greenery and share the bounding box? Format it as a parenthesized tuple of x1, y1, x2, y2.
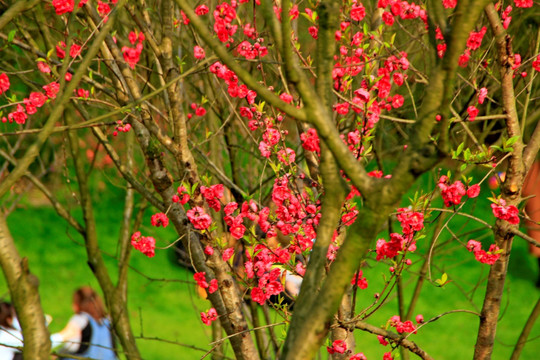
(1, 169, 539, 359)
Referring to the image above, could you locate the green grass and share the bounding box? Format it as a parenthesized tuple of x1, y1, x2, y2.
(2, 173, 540, 359)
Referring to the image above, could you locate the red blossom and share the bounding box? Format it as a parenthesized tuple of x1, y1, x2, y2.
(70, 44, 82, 58)
(308, 26, 318, 39)
(222, 247, 235, 261)
(130, 231, 156, 257)
(478, 87, 488, 104)
(8, 104, 27, 124)
(467, 240, 501, 265)
(326, 340, 347, 355)
(194, 45, 205, 59)
(37, 62, 51, 74)
(150, 212, 169, 227)
(514, 0, 533, 8)
(350, 4, 366, 21)
(442, 0, 457, 8)
(0, 73, 10, 95)
(187, 206, 212, 230)
(122, 43, 143, 69)
(195, 4, 209, 15)
(438, 176, 467, 207)
(29, 92, 47, 107)
(200, 308, 217, 325)
(43, 82, 60, 99)
(491, 199, 519, 224)
(53, 0, 74, 15)
(300, 128, 320, 154)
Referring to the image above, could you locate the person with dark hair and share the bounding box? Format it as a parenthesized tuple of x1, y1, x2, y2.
(51, 287, 117, 360)
(0, 302, 23, 360)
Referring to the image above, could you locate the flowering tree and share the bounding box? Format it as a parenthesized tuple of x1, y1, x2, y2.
(1, 0, 540, 359)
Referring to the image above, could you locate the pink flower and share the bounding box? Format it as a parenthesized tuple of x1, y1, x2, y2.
(29, 92, 47, 107)
(491, 199, 519, 224)
(43, 82, 60, 99)
(300, 128, 320, 154)
(52, 0, 74, 15)
(514, 0, 533, 8)
(416, 314, 424, 323)
(0, 73, 10, 94)
(200, 308, 218, 325)
(194, 45, 205, 60)
(186, 206, 212, 230)
(70, 44, 82, 58)
(150, 212, 169, 227)
(350, 4, 366, 21)
(308, 26, 318, 39)
(195, 4, 209, 15)
(326, 339, 347, 354)
(467, 184, 480, 198)
(8, 104, 27, 124)
(392, 94, 404, 108)
(438, 177, 467, 207)
(37, 62, 51, 74)
(350, 353, 367, 360)
(222, 247, 235, 261)
(277, 148, 296, 165)
(467, 240, 501, 265)
(478, 87, 488, 104)
(351, 271, 368, 289)
(122, 43, 143, 69)
(377, 334, 389, 346)
(204, 246, 214, 256)
(396, 208, 424, 234)
(442, 0, 457, 8)
(130, 232, 156, 257)
(382, 11, 394, 26)
(466, 27, 487, 50)
(97, 0, 111, 16)
(194, 272, 209, 288)
(208, 279, 218, 294)
(467, 105, 479, 121)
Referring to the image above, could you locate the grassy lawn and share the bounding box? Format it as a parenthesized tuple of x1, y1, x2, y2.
(2, 173, 540, 359)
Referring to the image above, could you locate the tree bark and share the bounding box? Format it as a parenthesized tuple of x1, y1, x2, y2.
(0, 214, 50, 360)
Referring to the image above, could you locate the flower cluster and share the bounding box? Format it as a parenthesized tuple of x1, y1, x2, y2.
(200, 184, 224, 212)
(209, 61, 256, 102)
(467, 240, 501, 265)
(351, 270, 368, 289)
(438, 176, 480, 207)
(1, 75, 61, 125)
(326, 339, 347, 355)
(150, 212, 169, 227)
(194, 272, 218, 294)
(172, 185, 190, 205)
(186, 206, 212, 230)
(213, 2, 238, 43)
(200, 308, 218, 326)
(388, 315, 417, 334)
(112, 120, 131, 136)
(131, 231, 156, 257)
(490, 199, 519, 224)
(122, 30, 145, 69)
(376, 233, 415, 260)
(245, 244, 291, 305)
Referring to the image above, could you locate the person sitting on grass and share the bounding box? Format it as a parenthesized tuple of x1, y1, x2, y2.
(0, 302, 22, 360)
(51, 286, 117, 360)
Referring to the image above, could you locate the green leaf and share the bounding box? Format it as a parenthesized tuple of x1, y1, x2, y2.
(455, 142, 464, 157)
(505, 135, 520, 146)
(7, 30, 16, 42)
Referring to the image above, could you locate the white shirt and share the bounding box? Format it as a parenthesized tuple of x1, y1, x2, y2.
(0, 327, 23, 359)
